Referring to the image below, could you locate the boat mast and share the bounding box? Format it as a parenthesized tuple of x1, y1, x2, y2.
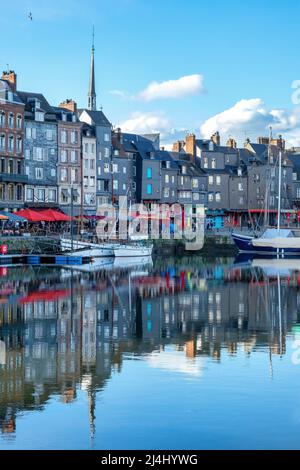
(277, 150, 282, 232)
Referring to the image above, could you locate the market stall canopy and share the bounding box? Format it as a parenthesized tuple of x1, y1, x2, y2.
(0, 211, 27, 222)
(14, 209, 53, 222)
(38, 209, 72, 222)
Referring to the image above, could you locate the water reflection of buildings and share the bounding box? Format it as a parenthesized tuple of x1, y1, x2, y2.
(0, 261, 299, 438)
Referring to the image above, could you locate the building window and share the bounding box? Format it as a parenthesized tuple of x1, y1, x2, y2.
(112, 163, 118, 173)
(182, 166, 186, 175)
(46, 129, 53, 141)
(17, 137, 22, 153)
(35, 111, 44, 122)
(297, 188, 300, 199)
(70, 131, 77, 144)
(192, 178, 199, 188)
(90, 159, 95, 170)
(90, 176, 95, 187)
(0, 184, 4, 200)
(71, 150, 78, 163)
(61, 130, 67, 144)
(104, 163, 110, 173)
(165, 174, 169, 183)
(211, 158, 216, 169)
(104, 180, 109, 192)
(215, 192, 221, 202)
(113, 180, 118, 190)
(16, 114, 22, 129)
(0, 134, 5, 150)
(216, 176, 221, 186)
(7, 184, 14, 200)
(293, 172, 297, 182)
(8, 113, 14, 128)
(48, 189, 57, 202)
(35, 167, 43, 180)
(37, 189, 45, 202)
(8, 160, 13, 174)
(8, 135, 14, 152)
(1, 159, 5, 173)
(60, 151, 67, 164)
(146, 167, 152, 179)
(239, 196, 244, 205)
(0, 111, 5, 127)
(71, 168, 78, 183)
(146, 183, 152, 195)
(17, 160, 22, 174)
(33, 147, 43, 161)
(104, 147, 110, 158)
(208, 193, 213, 202)
(238, 182, 244, 191)
(208, 175, 214, 185)
(26, 188, 34, 201)
(203, 158, 208, 169)
(16, 185, 22, 201)
(104, 133, 110, 142)
(164, 188, 170, 198)
(84, 176, 89, 187)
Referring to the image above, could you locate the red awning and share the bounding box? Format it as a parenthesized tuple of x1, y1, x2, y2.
(38, 209, 72, 222)
(14, 209, 53, 222)
(19, 289, 71, 303)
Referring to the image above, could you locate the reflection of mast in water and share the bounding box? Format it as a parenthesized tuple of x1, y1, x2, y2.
(88, 389, 96, 448)
(277, 274, 283, 357)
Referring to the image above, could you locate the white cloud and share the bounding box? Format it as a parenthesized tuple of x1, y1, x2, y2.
(139, 74, 204, 101)
(200, 98, 300, 147)
(111, 74, 204, 102)
(117, 111, 172, 136)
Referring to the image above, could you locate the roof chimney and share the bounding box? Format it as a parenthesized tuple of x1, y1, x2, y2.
(226, 137, 237, 149)
(211, 131, 220, 146)
(185, 134, 196, 162)
(59, 99, 77, 113)
(2, 70, 17, 92)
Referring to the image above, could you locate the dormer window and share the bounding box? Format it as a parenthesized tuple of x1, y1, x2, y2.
(209, 141, 214, 151)
(35, 111, 44, 122)
(62, 113, 67, 122)
(182, 165, 186, 174)
(166, 161, 171, 169)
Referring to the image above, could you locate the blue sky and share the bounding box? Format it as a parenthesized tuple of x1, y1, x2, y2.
(1, 0, 300, 146)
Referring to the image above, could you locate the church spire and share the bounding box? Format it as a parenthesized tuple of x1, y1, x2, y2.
(88, 26, 97, 111)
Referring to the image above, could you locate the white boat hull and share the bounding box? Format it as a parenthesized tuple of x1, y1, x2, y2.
(113, 244, 153, 257)
(60, 238, 114, 257)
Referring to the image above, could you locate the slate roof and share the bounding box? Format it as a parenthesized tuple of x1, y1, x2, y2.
(0, 80, 23, 105)
(17, 91, 55, 114)
(81, 109, 111, 127)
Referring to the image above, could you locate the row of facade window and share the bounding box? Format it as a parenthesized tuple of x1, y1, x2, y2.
(60, 130, 79, 145)
(25, 147, 55, 160)
(26, 188, 57, 203)
(0, 183, 23, 201)
(25, 166, 56, 179)
(60, 167, 79, 183)
(60, 149, 79, 163)
(26, 127, 56, 141)
(0, 111, 22, 129)
(84, 142, 96, 154)
(0, 134, 22, 153)
(0, 158, 23, 174)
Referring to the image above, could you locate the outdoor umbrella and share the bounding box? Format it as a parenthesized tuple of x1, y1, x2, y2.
(14, 209, 53, 222)
(38, 209, 72, 222)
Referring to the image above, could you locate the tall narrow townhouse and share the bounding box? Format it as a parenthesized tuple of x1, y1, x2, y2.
(0, 72, 27, 211)
(79, 109, 112, 207)
(55, 100, 83, 216)
(17, 91, 58, 208)
(82, 124, 97, 216)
